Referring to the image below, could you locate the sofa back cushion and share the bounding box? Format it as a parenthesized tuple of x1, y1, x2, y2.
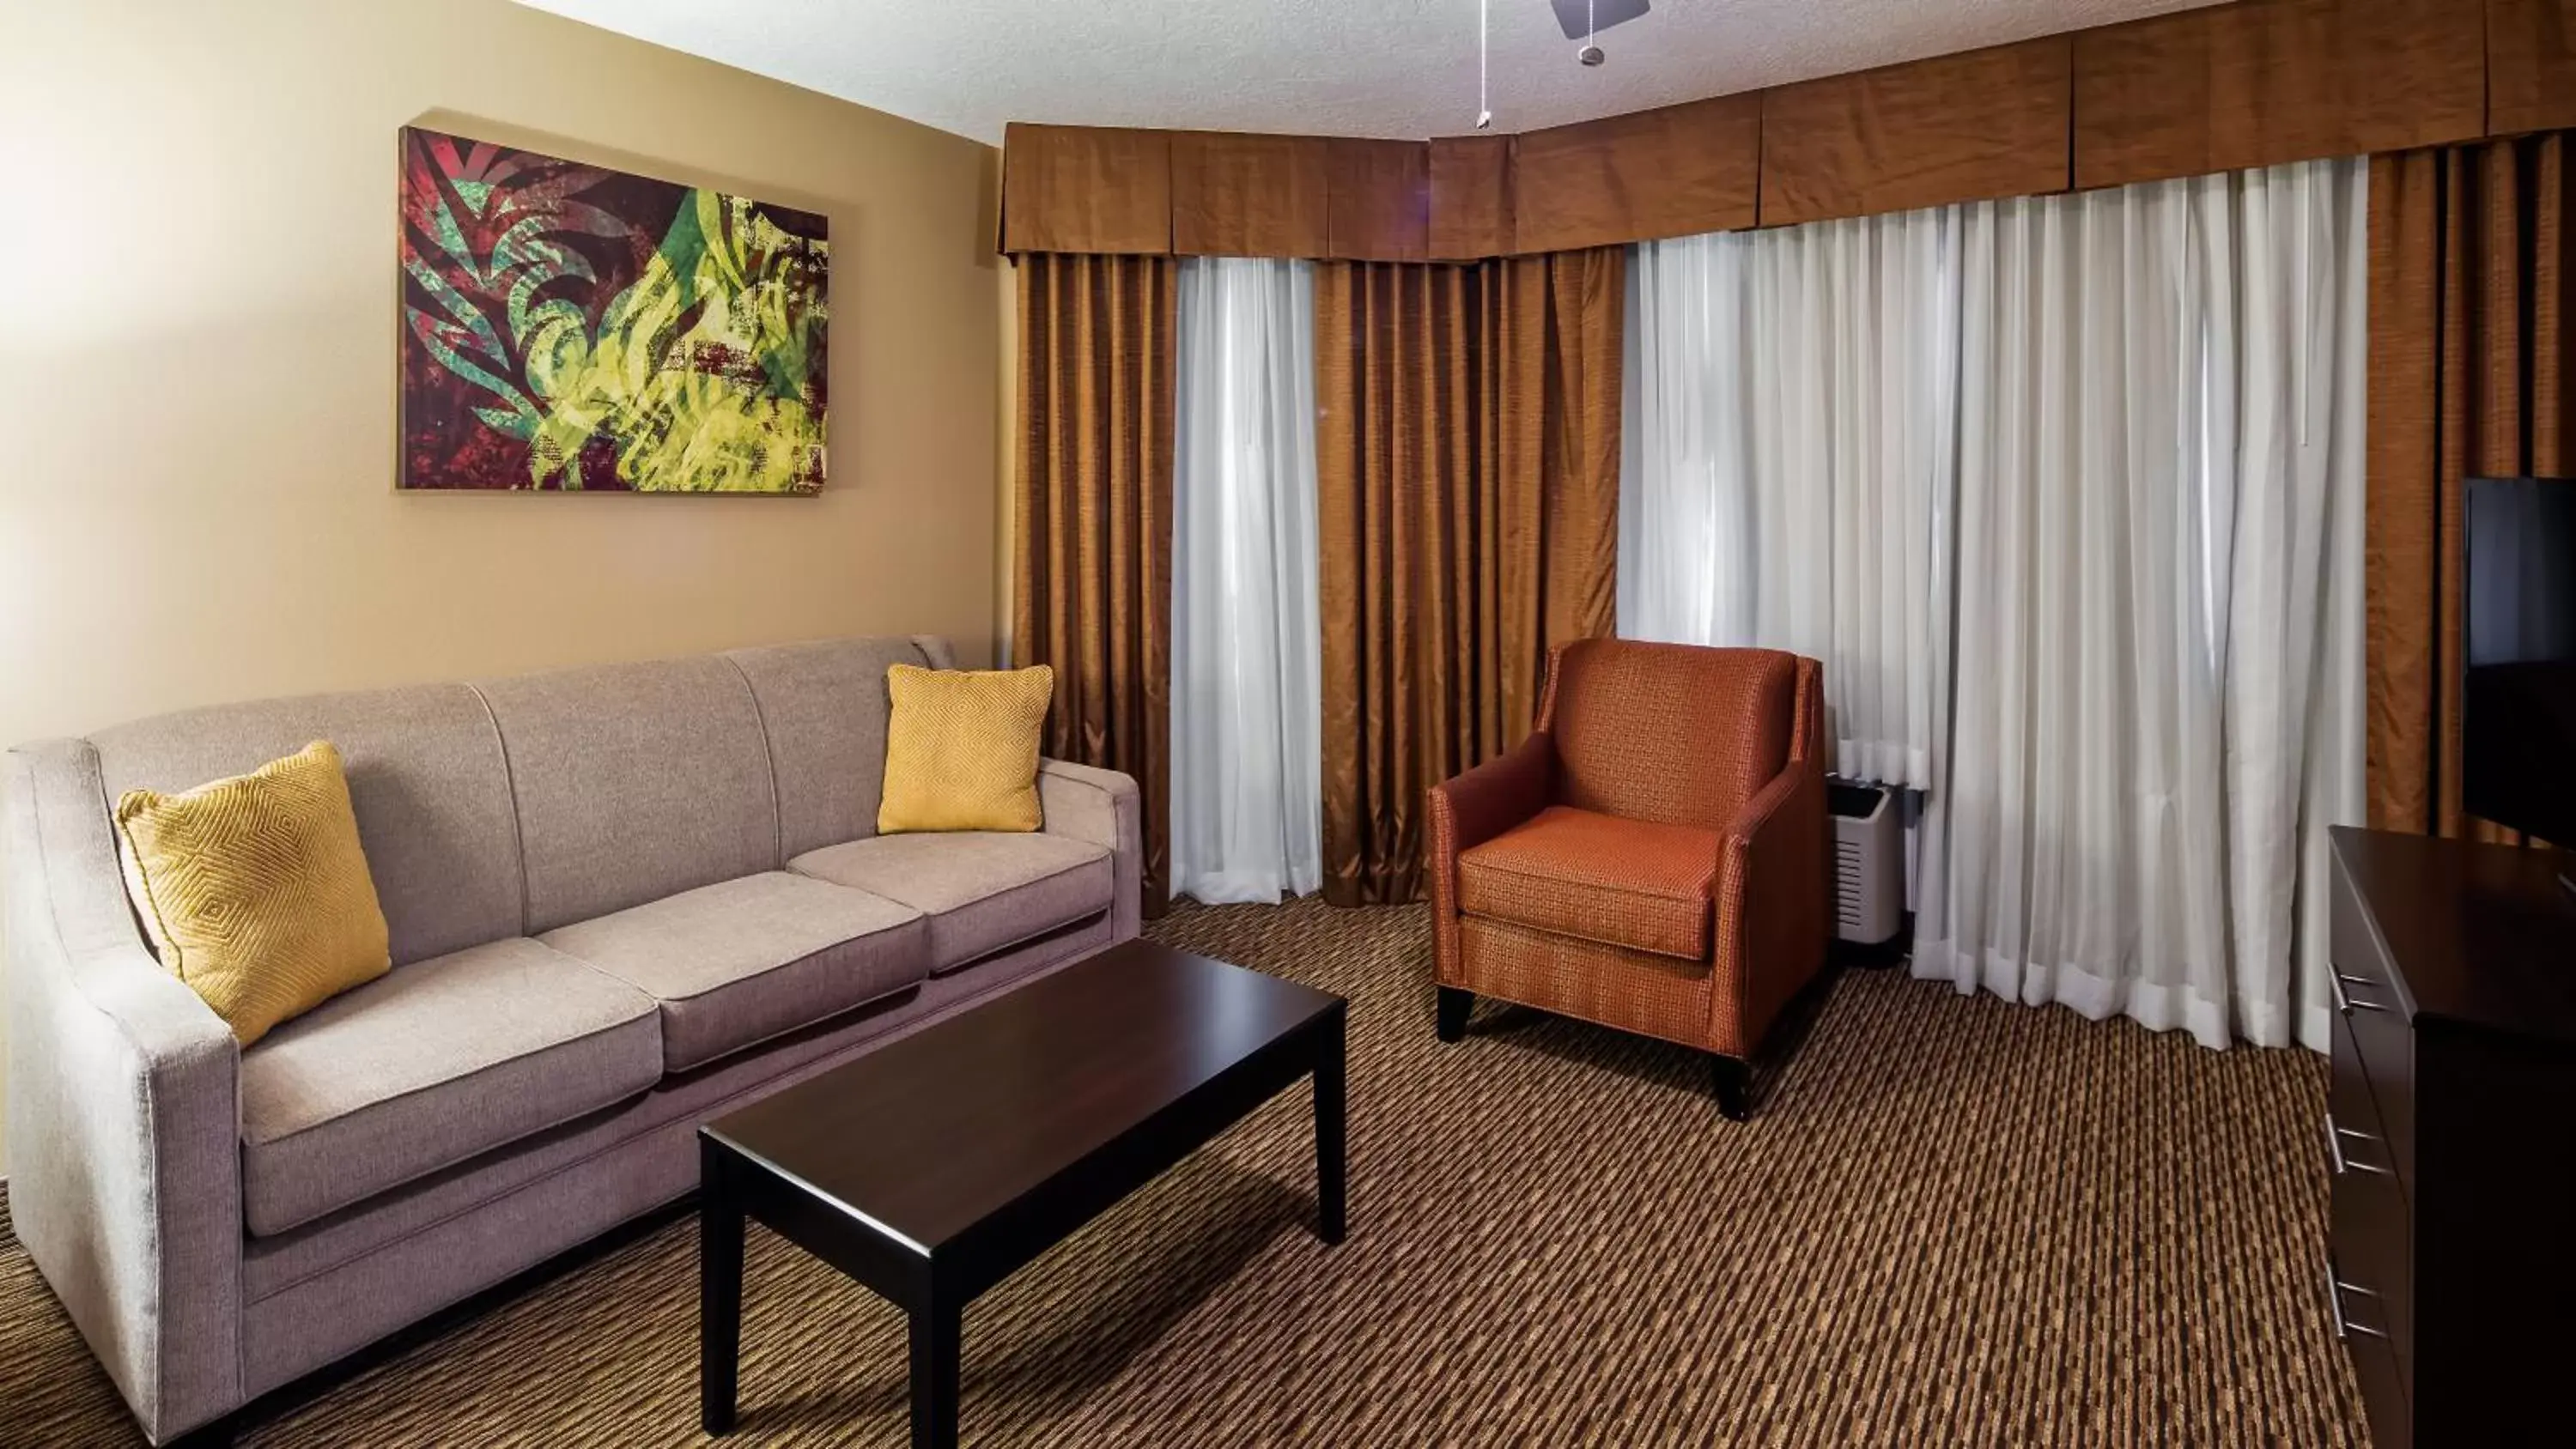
(726, 637, 948, 858)
(90, 684, 523, 965)
(477, 657, 779, 935)
(1539, 640, 1798, 832)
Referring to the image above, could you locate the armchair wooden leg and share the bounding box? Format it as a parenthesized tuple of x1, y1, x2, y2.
(1436, 987, 1473, 1043)
(1710, 1056, 1753, 1121)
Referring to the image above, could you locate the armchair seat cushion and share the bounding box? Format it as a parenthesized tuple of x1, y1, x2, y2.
(1456, 805, 1719, 961)
(240, 937, 663, 1236)
(538, 871, 929, 1072)
(790, 832, 1112, 973)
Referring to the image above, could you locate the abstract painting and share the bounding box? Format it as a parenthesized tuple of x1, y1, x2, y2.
(398, 127, 829, 493)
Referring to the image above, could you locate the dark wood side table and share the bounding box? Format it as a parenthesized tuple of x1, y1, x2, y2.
(697, 939, 1348, 1449)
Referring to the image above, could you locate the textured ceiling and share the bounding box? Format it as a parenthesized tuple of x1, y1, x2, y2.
(513, 0, 2228, 147)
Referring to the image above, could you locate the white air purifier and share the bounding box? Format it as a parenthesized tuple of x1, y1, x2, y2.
(1829, 782, 1902, 946)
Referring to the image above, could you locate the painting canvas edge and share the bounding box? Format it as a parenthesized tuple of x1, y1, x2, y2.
(394, 124, 831, 495)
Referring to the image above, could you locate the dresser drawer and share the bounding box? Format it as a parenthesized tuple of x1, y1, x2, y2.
(2327, 1095, 2413, 1392)
(2330, 1247, 2413, 1449)
(2329, 1010, 2412, 1373)
(2329, 871, 2415, 1189)
(2327, 1010, 2406, 1200)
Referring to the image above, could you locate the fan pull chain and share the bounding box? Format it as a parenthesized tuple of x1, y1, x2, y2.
(1476, 0, 1492, 130)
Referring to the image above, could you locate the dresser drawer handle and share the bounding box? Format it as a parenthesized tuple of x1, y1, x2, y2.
(2324, 1114, 2391, 1177)
(2331, 971, 2391, 1015)
(2325, 1262, 2390, 1341)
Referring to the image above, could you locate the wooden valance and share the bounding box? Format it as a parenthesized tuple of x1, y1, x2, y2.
(1171, 131, 1329, 256)
(2488, 0, 2576, 138)
(999, 0, 2506, 259)
(1326, 138, 1431, 261)
(998, 124, 1174, 253)
(1760, 37, 2072, 227)
(2074, 0, 2487, 190)
(1510, 94, 1761, 250)
(1428, 136, 1511, 261)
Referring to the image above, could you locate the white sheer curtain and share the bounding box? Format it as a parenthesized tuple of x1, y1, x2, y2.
(1921, 161, 2366, 1051)
(1620, 210, 1958, 786)
(1620, 158, 2366, 1050)
(1170, 258, 1323, 904)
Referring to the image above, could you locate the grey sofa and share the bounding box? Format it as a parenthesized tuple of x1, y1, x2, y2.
(3, 636, 1141, 1444)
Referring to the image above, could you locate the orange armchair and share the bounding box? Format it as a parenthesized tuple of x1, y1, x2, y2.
(1427, 640, 1830, 1119)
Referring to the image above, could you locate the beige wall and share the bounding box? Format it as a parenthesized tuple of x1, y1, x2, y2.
(0, 0, 1005, 1172)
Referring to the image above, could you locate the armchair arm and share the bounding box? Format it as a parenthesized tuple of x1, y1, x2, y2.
(1425, 731, 1556, 986)
(1036, 757, 1142, 943)
(1708, 757, 1830, 1059)
(5, 741, 242, 1444)
(1429, 732, 1555, 861)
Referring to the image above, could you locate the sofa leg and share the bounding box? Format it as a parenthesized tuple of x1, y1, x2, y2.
(1710, 1056, 1753, 1121)
(1436, 987, 1473, 1043)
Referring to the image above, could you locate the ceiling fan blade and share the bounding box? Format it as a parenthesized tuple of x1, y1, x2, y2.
(1550, 0, 1651, 42)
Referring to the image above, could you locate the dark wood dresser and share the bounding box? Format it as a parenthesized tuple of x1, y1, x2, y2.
(2326, 827, 2576, 1449)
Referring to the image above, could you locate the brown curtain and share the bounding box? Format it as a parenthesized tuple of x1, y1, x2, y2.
(2367, 136, 2576, 841)
(1012, 252, 1176, 913)
(1314, 247, 1625, 906)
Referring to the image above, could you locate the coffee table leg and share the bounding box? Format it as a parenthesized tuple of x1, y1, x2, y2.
(700, 1139, 744, 1436)
(1314, 1013, 1347, 1246)
(908, 1291, 961, 1449)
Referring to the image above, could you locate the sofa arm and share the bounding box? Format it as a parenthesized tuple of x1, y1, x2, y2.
(1425, 731, 1555, 986)
(1709, 759, 1830, 1058)
(5, 742, 242, 1445)
(1036, 757, 1142, 943)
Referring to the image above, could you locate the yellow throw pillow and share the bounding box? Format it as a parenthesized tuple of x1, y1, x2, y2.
(113, 740, 391, 1046)
(878, 664, 1054, 834)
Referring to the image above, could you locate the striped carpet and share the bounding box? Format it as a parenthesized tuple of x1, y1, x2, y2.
(0, 899, 2366, 1446)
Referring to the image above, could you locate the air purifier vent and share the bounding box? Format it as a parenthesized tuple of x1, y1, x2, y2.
(1829, 783, 1902, 946)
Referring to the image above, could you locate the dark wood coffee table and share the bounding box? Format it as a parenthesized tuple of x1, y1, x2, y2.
(696, 939, 1348, 1449)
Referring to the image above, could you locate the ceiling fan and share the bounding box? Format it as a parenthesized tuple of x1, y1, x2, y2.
(1550, 0, 1652, 63)
(1479, 0, 1653, 129)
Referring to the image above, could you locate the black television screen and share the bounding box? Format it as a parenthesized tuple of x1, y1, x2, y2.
(2464, 477, 2576, 845)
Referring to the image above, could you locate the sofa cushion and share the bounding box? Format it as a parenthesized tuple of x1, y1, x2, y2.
(90, 682, 522, 966)
(790, 832, 1112, 973)
(474, 656, 781, 935)
(240, 937, 662, 1236)
(1456, 805, 1719, 961)
(538, 871, 928, 1071)
(724, 637, 942, 858)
